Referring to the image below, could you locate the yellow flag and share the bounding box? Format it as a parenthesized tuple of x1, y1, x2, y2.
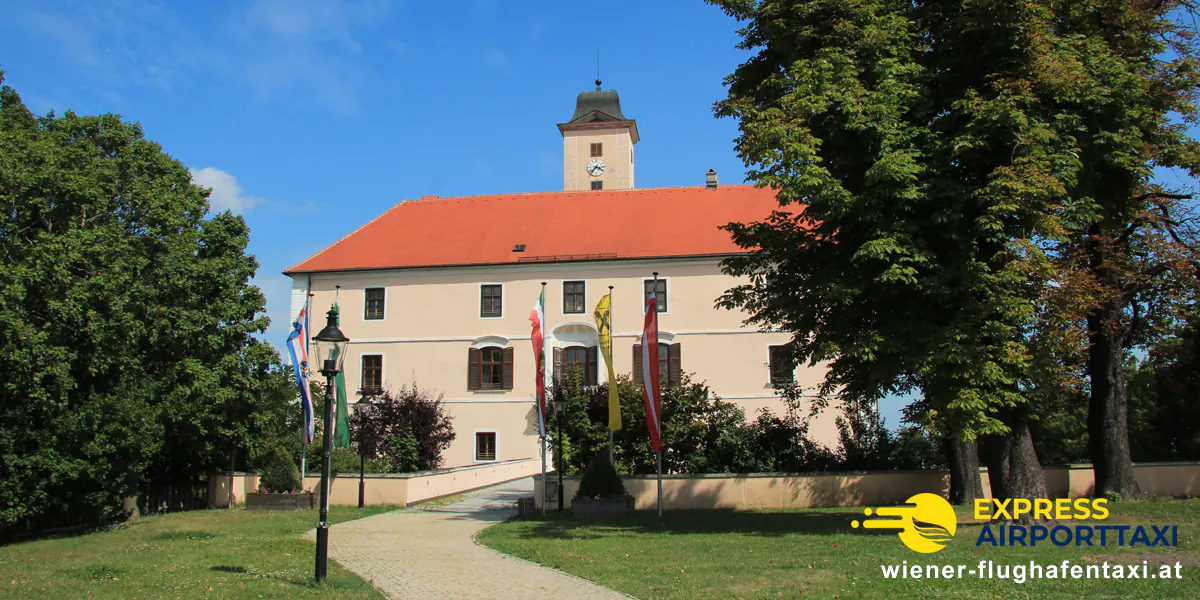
(593, 294, 621, 431)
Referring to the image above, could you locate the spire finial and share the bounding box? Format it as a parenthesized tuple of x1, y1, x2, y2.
(596, 49, 601, 89)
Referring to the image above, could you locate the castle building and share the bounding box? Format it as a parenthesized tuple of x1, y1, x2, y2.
(285, 83, 837, 469)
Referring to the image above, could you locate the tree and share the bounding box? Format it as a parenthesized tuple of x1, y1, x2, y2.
(549, 374, 775, 475)
(1032, 2, 1200, 497)
(0, 73, 276, 532)
(352, 383, 455, 472)
(707, 0, 1092, 503)
(1128, 318, 1200, 462)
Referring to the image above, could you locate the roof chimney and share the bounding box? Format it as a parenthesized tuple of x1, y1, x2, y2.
(706, 169, 718, 190)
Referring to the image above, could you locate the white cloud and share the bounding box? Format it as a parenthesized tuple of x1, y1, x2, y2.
(190, 167, 263, 215)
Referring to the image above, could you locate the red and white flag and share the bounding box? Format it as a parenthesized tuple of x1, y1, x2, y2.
(529, 289, 547, 438)
(641, 289, 662, 452)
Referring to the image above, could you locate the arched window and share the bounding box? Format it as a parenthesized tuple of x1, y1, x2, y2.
(632, 342, 681, 387)
(554, 346, 598, 386)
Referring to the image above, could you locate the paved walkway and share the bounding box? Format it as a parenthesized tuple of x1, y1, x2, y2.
(314, 477, 632, 599)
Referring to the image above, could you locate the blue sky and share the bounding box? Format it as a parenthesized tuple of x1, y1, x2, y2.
(0, 1, 754, 342)
(6, 1, 1194, 430)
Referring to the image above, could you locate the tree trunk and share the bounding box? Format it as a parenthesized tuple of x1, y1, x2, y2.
(981, 417, 1048, 507)
(945, 430, 982, 505)
(1087, 303, 1141, 498)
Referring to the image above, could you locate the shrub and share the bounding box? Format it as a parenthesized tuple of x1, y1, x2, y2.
(353, 383, 455, 472)
(576, 454, 627, 499)
(381, 430, 421, 473)
(259, 452, 302, 493)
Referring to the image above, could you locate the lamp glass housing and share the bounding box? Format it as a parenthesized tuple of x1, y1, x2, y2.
(354, 397, 374, 415)
(312, 308, 350, 374)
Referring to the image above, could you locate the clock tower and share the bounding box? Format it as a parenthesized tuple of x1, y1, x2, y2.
(558, 80, 639, 191)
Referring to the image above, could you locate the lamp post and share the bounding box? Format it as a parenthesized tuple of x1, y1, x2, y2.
(354, 396, 375, 509)
(311, 308, 349, 583)
(555, 399, 565, 512)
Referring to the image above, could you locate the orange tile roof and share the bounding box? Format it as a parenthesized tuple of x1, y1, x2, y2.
(284, 185, 792, 274)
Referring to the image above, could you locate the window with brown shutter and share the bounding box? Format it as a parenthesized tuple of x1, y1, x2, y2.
(361, 355, 383, 394)
(586, 346, 599, 386)
(644, 279, 667, 313)
(665, 343, 681, 386)
(632, 343, 680, 387)
(591, 143, 603, 157)
(364, 288, 385, 320)
(469, 346, 513, 390)
(502, 347, 514, 390)
(633, 343, 642, 386)
(480, 285, 502, 318)
(468, 348, 481, 390)
(561, 346, 597, 385)
(475, 432, 497, 461)
(563, 281, 585, 314)
(769, 345, 794, 384)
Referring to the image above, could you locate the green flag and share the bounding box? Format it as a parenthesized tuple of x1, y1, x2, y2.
(332, 304, 352, 449)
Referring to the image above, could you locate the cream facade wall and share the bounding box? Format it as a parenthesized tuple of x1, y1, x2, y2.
(290, 257, 837, 469)
(562, 126, 634, 190)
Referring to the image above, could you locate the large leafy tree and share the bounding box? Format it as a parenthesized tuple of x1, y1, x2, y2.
(0, 74, 277, 530)
(707, 0, 1102, 502)
(1035, 1, 1200, 497)
(709, 0, 1200, 504)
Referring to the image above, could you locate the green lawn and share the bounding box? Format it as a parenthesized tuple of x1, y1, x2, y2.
(0, 504, 402, 599)
(477, 499, 1200, 599)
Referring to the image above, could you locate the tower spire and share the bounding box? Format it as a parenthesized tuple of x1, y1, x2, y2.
(596, 49, 601, 89)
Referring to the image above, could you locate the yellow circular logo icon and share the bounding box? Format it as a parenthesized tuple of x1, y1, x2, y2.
(852, 493, 957, 553)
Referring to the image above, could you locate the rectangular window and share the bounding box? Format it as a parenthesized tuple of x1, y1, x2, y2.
(361, 355, 383, 394)
(644, 279, 667, 313)
(563, 281, 585, 314)
(475, 432, 497, 461)
(467, 346, 514, 391)
(591, 181, 603, 191)
(481, 284, 502, 318)
(364, 288, 385, 320)
(769, 345, 794, 384)
(590, 142, 603, 157)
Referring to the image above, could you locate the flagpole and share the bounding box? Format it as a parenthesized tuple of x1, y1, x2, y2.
(652, 272, 662, 521)
(608, 285, 615, 466)
(539, 282, 548, 517)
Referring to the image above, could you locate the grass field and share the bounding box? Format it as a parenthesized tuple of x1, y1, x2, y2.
(477, 499, 1200, 599)
(0, 504, 402, 600)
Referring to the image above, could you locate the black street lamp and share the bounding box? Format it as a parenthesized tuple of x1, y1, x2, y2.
(555, 399, 565, 512)
(353, 396, 376, 509)
(311, 308, 349, 583)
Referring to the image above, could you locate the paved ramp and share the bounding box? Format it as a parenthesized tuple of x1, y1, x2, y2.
(317, 477, 632, 599)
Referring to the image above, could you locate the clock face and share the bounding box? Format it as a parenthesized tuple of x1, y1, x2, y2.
(586, 158, 605, 177)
